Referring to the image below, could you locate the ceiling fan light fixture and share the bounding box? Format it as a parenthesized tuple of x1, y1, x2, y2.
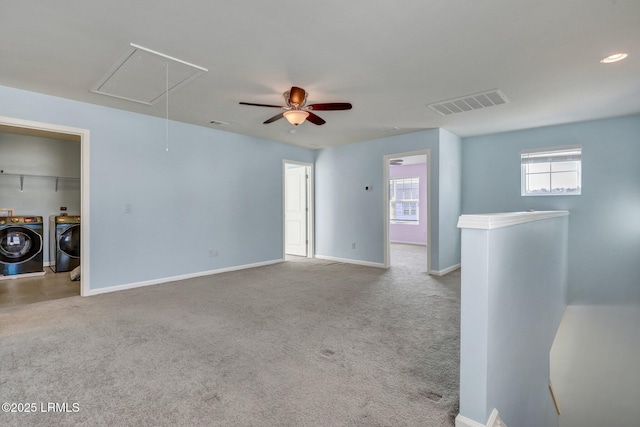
(600, 53, 628, 63)
(240, 86, 351, 126)
(283, 110, 309, 125)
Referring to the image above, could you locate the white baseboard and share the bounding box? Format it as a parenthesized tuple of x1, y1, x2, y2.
(0, 271, 46, 281)
(314, 254, 386, 269)
(429, 263, 461, 276)
(85, 259, 284, 296)
(486, 409, 505, 427)
(456, 414, 486, 427)
(456, 410, 505, 427)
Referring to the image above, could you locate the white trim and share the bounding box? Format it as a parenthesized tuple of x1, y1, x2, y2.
(486, 409, 505, 427)
(91, 43, 208, 105)
(129, 43, 208, 72)
(0, 271, 46, 281)
(384, 149, 431, 271)
(315, 254, 386, 269)
(429, 263, 461, 276)
(455, 410, 505, 427)
(0, 116, 90, 297)
(282, 160, 314, 259)
(521, 144, 582, 155)
(390, 240, 427, 246)
(457, 210, 569, 230)
(85, 259, 283, 296)
(455, 414, 486, 427)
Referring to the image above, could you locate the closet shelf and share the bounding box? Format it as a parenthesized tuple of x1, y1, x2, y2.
(0, 172, 80, 192)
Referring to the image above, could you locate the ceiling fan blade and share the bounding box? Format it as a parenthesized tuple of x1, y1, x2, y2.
(307, 102, 352, 111)
(306, 112, 326, 125)
(239, 102, 284, 108)
(289, 86, 307, 106)
(263, 112, 285, 124)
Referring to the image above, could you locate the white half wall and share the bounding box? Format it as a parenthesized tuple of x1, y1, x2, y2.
(458, 211, 568, 427)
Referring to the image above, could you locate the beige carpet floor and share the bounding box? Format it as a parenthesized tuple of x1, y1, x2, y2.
(0, 245, 460, 426)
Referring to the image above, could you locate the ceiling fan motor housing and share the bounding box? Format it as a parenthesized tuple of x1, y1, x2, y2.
(239, 86, 352, 126)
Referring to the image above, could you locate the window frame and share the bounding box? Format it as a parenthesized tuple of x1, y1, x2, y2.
(389, 176, 420, 224)
(521, 145, 582, 197)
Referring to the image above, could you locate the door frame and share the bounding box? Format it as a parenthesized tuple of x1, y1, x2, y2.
(282, 160, 314, 259)
(383, 149, 431, 272)
(0, 116, 90, 296)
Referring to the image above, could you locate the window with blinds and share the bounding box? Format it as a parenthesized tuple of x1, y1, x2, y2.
(389, 177, 419, 223)
(521, 146, 582, 196)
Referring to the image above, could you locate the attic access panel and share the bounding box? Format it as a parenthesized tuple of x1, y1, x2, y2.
(91, 43, 207, 105)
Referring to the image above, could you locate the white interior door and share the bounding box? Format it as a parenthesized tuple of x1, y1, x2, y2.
(285, 166, 308, 256)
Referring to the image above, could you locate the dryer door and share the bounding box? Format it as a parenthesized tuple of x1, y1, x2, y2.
(0, 226, 43, 264)
(58, 224, 81, 258)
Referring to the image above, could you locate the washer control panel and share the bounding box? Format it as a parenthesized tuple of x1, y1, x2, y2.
(2, 216, 43, 225)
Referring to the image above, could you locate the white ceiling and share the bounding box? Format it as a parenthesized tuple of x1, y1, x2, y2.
(1, 1, 638, 149)
(390, 155, 426, 166)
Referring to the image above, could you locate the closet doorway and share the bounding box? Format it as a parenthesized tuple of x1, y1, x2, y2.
(0, 116, 90, 305)
(283, 160, 313, 259)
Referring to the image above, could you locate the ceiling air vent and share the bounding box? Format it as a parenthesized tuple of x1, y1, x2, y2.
(427, 89, 509, 116)
(91, 43, 207, 105)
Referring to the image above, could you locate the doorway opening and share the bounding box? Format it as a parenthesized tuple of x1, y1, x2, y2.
(0, 116, 90, 304)
(283, 160, 313, 260)
(383, 150, 431, 272)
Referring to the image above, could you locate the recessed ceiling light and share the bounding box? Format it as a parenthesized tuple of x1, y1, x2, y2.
(600, 53, 628, 64)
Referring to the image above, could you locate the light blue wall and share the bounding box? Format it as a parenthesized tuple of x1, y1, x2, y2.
(0, 85, 314, 290)
(0, 133, 81, 263)
(315, 130, 438, 266)
(462, 114, 640, 305)
(314, 129, 462, 271)
(459, 216, 567, 426)
(459, 228, 489, 422)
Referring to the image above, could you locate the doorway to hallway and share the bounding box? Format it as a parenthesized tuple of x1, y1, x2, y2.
(384, 150, 431, 272)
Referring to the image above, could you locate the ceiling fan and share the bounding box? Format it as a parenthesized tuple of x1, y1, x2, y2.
(239, 86, 352, 126)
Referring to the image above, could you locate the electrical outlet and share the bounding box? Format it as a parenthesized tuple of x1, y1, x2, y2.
(352, 243, 356, 249)
(209, 249, 219, 257)
(124, 203, 132, 214)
